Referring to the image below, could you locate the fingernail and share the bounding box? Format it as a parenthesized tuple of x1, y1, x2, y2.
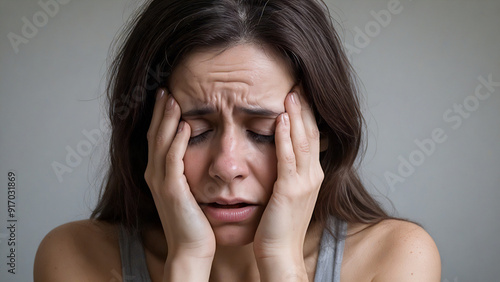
(290, 92, 299, 105)
(281, 113, 289, 126)
(166, 95, 175, 110)
(157, 89, 165, 100)
(177, 121, 185, 133)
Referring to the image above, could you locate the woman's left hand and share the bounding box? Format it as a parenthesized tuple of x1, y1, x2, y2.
(253, 90, 324, 281)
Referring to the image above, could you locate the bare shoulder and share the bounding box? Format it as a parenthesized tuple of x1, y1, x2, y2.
(370, 219, 441, 281)
(342, 219, 440, 281)
(34, 219, 122, 282)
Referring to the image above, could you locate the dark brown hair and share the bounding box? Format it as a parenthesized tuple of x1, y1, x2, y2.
(91, 0, 390, 232)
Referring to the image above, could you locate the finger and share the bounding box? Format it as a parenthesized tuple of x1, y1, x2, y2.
(274, 113, 296, 180)
(285, 92, 311, 173)
(147, 88, 167, 164)
(153, 95, 181, 174)
(164, 122, 195, 203)
(298, 95, 321, 160)
(165, 121, 191, 178)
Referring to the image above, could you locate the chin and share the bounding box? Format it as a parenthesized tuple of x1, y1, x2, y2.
(213, 224, 257, 247)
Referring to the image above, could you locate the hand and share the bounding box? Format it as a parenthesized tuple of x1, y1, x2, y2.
(144, 89, 215, 263)
(253, 91, 324, 280)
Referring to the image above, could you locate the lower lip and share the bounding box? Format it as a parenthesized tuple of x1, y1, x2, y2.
(202, 205, 258, 223)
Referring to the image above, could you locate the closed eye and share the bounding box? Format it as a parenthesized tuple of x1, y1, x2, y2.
(188, 130, 275, 146)
(247, 131, 275, 144)
(188, 130, 212, 146)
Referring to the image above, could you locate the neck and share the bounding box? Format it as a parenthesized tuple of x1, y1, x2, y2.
(141, 221, 324, 281)
(210, 243, 260, 282)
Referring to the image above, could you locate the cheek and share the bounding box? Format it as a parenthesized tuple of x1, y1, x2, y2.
(183, 142, 278, 200)
(183, 147, 209, 190)
(250, 146, 278, 192)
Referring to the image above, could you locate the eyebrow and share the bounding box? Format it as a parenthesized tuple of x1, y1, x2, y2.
(182, 105, 281, 118)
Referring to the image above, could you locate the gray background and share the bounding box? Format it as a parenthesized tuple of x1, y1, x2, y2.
(0, 0, 498, 281)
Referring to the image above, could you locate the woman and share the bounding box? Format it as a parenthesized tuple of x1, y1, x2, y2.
(34, 0, 440, 281)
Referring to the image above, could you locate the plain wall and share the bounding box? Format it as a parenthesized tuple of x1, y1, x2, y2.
(0, 0, 498, 281)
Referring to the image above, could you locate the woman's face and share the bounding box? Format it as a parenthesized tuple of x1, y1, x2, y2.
(169, 43, 296, 246)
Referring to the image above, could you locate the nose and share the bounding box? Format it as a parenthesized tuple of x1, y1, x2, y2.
(208, 129, 249, 184)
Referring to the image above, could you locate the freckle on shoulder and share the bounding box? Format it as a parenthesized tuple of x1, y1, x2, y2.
(369, 219, 433, 246)
(374, 219, 441, 276)
(355, 219, 441, 281)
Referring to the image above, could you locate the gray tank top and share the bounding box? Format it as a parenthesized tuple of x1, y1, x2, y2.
(118, 217, 346, 281)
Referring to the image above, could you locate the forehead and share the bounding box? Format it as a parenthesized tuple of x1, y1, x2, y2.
(168, 43, 295, 113)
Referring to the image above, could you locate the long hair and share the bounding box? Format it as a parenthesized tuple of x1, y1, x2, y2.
(91, 0, 390, 232)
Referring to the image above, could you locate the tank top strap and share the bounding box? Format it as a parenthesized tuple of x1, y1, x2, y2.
(314, 217, 347, 282)
(117, 219, 345, 282)
(118, 224, 153, 282)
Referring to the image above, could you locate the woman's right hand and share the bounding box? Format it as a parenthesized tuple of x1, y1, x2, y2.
(144, 89, 215, 281)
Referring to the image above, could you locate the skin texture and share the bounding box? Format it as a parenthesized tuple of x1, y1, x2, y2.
(168, 43, 295, 247)
(145, 43, 324, 281)
(33, 43, 441, 282)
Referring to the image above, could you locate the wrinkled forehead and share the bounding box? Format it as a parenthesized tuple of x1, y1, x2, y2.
(168, 44, 295, 113)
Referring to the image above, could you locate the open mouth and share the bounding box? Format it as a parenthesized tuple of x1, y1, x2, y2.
(207, 203, 250, 209)
(202, 202, 258, 222)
